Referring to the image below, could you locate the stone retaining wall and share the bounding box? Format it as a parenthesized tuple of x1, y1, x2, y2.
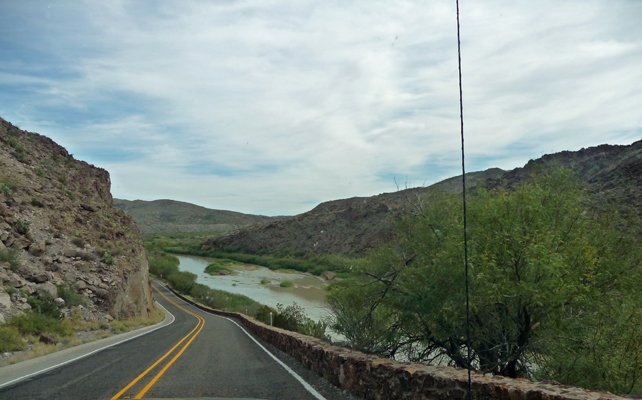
(165, 285, 630, 400)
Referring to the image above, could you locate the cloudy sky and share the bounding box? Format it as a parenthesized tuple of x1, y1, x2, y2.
(1, 1, 640, 216)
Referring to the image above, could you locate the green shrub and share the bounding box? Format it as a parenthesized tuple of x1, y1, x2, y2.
(204, 261, 234, 276)
(10, 312, 72, 336)
(27, 295, 62, 319)
(0, 325, 25, 352)
(34, 167, 45, 177)
(31, 197, 45, 207)
(260, 279, 270, 285)
(56, 283, 86, 307)
(0, 183, 12, 196)
(280, 280, 294, 288)
(0, 248, 20, 272)
(15, 218, 30, 235)
(103, 252, 114, 265)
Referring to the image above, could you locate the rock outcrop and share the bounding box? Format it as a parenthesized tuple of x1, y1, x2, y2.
(0, 116, 154, 322)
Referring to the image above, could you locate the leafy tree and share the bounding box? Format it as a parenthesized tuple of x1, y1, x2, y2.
(328, 169, 642, 392)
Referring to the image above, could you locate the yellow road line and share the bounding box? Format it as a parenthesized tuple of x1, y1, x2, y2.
(111, 285, 204, 399)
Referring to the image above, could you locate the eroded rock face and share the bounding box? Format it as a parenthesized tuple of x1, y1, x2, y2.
(0, 116, 155, 321)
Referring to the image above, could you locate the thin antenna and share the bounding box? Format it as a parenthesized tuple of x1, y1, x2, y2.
(455, 0, 473, 399)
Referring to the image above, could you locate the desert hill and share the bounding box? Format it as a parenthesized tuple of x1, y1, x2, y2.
(203, 168, 505, 256)
(0, 117, 155, 322)
(204, 140, 642, 256)
(114, 198, 284, 234)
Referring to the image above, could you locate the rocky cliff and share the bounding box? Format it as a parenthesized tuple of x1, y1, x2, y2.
(0, 117, 155, 323)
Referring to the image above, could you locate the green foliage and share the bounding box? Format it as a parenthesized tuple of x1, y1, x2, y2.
(328, 169, 642, 393)
(272, 303, 328, 340)
(260, 279, 270, 285)
(0, 325, 25, 352)
(16, 153, 28, 163)
(31, 197, 45, 207)
(15, 218, 31, 235)
(55, 283, 86, 307)
(0, 248, 20, 272)
(279, 280, 294, 288)
(103, 252, 114, 265)
(27, 295, 63, 320)
(0, 183, 12, 196)
(10, 312, 72, 336)
(204, 259, 235, 275)
(0, 177, 20, 192)
(34, 167, 45, 177)
(148, 252, 180, 278)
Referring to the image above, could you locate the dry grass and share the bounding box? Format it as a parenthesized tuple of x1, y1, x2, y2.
(0, 308, 166, 367)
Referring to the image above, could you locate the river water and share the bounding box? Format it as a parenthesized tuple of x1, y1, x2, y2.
(176, 255, 331, 322)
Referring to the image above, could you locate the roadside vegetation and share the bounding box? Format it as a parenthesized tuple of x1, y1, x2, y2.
(326, 169, 642, 395)
(147, 251, 329, 341)
(0, 293, 164, 366)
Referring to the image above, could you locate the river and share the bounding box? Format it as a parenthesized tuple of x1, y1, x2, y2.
(175, 254, 331, 323)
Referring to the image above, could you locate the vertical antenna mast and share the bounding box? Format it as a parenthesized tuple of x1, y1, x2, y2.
(455, 0, 473, 399)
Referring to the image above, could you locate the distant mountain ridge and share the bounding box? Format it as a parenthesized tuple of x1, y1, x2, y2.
(202, 168, 506, 256)
(203, 139, 642, 256)
(114, 199, 284, 234)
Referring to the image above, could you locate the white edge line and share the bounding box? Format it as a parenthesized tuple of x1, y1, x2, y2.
(0, 301, 175, 390)
(179, 293, 326, 400)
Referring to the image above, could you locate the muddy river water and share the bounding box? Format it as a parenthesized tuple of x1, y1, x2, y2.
(176, 255, 331, 322)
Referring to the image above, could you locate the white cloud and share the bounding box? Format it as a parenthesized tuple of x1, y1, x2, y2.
(1, 0, 640, 215)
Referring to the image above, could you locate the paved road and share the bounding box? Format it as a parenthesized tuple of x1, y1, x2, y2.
(0, 283, 355, 400)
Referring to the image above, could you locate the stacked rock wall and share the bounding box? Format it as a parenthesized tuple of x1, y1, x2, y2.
(166, 285, 629, 400)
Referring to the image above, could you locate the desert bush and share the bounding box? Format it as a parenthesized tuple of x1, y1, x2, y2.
(103, 252, 114, 265)
(0, 248, 20, 272)
(10, 312, 72, 336)
(56, 283, 86, 307)
(15, 218, 30, 235)
(0, 183, 11, 196)
(27, 295, 62, 320)
(279, 280, 294, 288)
(0, 325, 25, 352)
(31, 197, 45, 207)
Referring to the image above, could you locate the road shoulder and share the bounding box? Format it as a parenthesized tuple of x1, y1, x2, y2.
(0, 302, 174, 389)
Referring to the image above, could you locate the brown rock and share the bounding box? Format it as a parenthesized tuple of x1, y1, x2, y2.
(76, 280, 87, 290)
(35, 282, 58, 299)
(81, 203, 97, 212)
(28, 242, 45, 254)
(32, 272, 51, 283)
(94, 288, 109, 298)
(11, 236, 32, 249)
(39, 334, 58, 345)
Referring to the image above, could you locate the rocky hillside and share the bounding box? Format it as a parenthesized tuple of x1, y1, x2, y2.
(204, 139, 642, 257)
(203, 168, 505, 256)
(0, 117, 155, 323)
(491, 140, 642, 214)
(114, 198, 283, 234)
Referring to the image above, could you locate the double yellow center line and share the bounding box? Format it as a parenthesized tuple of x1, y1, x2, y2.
(111, 286, 204, 399)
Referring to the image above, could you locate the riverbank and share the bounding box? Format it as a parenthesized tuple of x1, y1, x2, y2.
(175, 255, 331, 322)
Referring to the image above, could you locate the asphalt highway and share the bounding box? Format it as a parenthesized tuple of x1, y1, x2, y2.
(0, 283, 356, 400)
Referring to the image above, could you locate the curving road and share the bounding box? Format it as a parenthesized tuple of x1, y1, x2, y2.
(0, 283, 354, 400)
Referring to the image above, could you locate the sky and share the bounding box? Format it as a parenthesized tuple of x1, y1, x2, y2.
(1, 0, 640, 216)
